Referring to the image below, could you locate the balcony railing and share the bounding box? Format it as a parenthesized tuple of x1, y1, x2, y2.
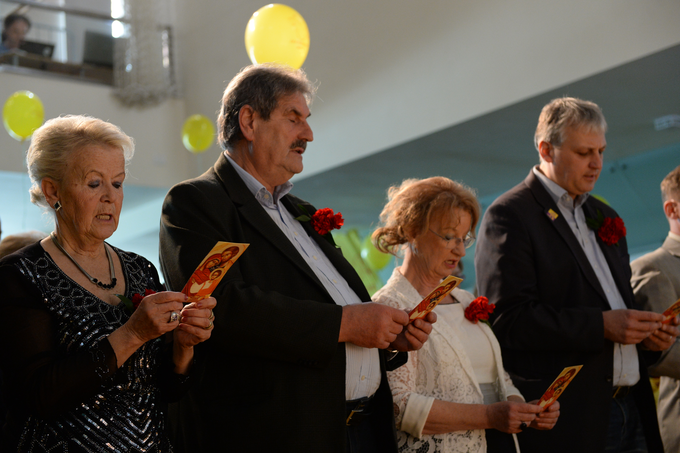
(0, 0, 176, 91)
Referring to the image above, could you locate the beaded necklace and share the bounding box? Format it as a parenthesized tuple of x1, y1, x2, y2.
(50, 232, 117, 290)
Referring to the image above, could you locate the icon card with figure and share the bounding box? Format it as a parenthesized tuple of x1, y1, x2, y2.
(181, 241, 248, 302)
(661, 297, 680, 324)
(408, 275, 463, 323)
(537, 365, 583, 409)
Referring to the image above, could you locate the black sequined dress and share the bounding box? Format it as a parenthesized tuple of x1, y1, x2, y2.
(0, 242, 189, 452)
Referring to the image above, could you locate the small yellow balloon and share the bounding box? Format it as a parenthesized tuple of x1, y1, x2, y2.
(592, 194, 610, 206)
(245, 4, 310, 69)
(361, 235, 392, 271)
(182, 114, 215, 153)
(3, 90, 44, 141)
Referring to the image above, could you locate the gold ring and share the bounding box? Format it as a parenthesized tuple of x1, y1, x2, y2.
(169, 311, 180, 323)
(208, 310, 215, 321)
(203, 321, 214, 331)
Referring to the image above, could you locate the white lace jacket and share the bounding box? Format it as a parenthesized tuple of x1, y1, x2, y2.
(373, 268, 523, 453)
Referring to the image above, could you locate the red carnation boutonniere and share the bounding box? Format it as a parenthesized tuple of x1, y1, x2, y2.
(586, 209, 627, 246)
(464, 296, 496, 325)
(116, 288, 157, 314)
(296, 205, 344, 247)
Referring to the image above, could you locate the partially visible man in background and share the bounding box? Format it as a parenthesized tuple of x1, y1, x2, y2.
(631, 164, 680, 453)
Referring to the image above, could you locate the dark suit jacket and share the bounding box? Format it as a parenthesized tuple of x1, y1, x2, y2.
(475, 170, 662, 453)
(159, 153, 400, 453)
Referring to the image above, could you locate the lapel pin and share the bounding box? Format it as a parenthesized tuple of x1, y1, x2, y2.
(546, 209, 559, 221)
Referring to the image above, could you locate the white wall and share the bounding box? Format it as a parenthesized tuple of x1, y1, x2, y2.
(0, 72, 195, 269)
(0, 71, 194, 187)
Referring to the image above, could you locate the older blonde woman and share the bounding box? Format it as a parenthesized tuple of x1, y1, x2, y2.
(0, 115, 216, 452)
(372, 177, 560, 453)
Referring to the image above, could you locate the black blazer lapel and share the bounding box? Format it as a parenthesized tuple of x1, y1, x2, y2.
(281, 197, 371, 302)
(583, 200, 634, 308)
(213, 154, 327, 293)
(525, 172, 610, 307)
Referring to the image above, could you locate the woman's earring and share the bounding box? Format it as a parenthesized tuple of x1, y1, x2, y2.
(54, 201, 62, 212)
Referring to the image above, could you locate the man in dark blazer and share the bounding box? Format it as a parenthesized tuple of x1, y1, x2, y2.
(159, 65, 435, 453)
(631, 164, 680, 453)
(475, 97, 678, 453)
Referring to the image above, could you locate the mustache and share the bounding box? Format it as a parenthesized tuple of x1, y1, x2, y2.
(290, 140, 307, 151)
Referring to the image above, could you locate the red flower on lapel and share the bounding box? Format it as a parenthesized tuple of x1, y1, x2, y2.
(586, 209, 626, 246)
(464, 296, 495, 324)
(311, 208, 344, 236)
(295, 204, 344, 247)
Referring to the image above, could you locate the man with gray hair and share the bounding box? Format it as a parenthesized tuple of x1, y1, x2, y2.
(159, 64, 435, 453)
(475, 97, 676, 452)
(631, 164, 680, 453)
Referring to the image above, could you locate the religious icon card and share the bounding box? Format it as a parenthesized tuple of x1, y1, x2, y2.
(537, 365, 583, 409)
(408, 275, 463, 322)
(661, 297, 680, 324)
(181, 241, 248, 302)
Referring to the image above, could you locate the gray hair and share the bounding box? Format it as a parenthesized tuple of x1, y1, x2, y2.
(217, 64, 316, 150)
(534, 97, 607, 153)
(26, 115, 134, 209)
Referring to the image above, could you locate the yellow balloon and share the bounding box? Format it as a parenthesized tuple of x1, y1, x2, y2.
(361, 235, 392, 271)
(245, 4, 310, 69)
(182, 114, 215, 153)
(3, 90, 45, 141)
(591, 194, 610, 206)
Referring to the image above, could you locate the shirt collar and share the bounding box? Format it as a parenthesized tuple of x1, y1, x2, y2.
(532, 165, 589, 210)
(225, 151, 293, 207)
(669, 231, 680, 244)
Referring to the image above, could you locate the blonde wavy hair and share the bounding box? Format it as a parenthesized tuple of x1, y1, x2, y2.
(372, 177, 480, 256)
(26, 115, 134, 209)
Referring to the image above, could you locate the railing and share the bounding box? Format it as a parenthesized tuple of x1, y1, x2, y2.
(0, 0, 176, 90)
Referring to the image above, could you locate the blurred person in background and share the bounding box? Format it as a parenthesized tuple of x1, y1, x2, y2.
(631, 164, 680, 453)
(0, 230, 46, 258)
(0, 13, 30, 53)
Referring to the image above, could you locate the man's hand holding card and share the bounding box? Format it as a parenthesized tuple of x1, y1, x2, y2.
(638, 297, 680, 351)
(661, 297, 680, 324)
